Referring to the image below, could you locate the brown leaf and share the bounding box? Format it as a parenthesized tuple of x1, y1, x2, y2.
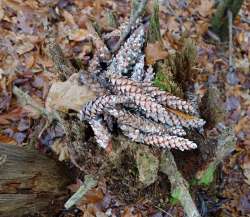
(25, 54, 36, 69)
(0, 133, 16, 144)
(0, 3, 4, 21)
(0, 107, 25, 125)
(16, 41, 35, 55)
(145, 42, 168, 65)
(84, 188, 104, 204)
(46, 74, 97, 112)
(67, 179, 83, 193)
(121, 208, 142, 217)
(68, 29, 90, 42)
(166, 16, 179, 32)
(62, 10, 77, 27)
(51, 139, 69, 161)
(196, 0, 213, 17)
(241, 155, 250, 185)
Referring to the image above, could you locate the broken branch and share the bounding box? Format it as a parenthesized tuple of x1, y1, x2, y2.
(64, 175, 98, 209)
(13, 86, 61, 123)
(160, 151, 201, 217)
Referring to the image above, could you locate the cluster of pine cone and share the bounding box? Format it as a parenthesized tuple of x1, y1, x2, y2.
(79, 19, 205, 151)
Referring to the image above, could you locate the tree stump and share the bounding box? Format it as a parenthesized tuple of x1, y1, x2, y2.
(0, 143, 72, 217)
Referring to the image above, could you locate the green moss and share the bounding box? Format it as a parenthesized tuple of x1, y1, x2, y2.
(148, 0, 162, 43)
(198, 164, 216, 186)
(153, 63, 183, 97)
(170, 187, 181, 205)
(153, 71, 170, 91)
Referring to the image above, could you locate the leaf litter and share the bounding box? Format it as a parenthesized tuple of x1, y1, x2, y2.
(0, 0, 250, 216)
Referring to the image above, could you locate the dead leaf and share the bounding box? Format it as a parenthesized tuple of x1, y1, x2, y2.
(84, 188, 104, 204)
(241, 155, 250, 185)
(196, 20, 209, 35)
(145, 42, 168, 65)
(0, 107, 25, 125)
(121, 208, 142, 217)
(0, 133, 16, 144)
(67, 179, 83, 193)
(68, 29, 90, 42)
(234, 116, 249, 135)
(21, 94, 45, 119)
(16, 41, 34, 55)
(46, 73, 97, 112)
(96, 211, 108, 217)
(167, 16, 179, 32)
(62, 10, 77, 27)
(51, 139, 69, 161)
(0, 3, 4, 21)
(25, 54, 36, 68)
(196, 0, 213, 17)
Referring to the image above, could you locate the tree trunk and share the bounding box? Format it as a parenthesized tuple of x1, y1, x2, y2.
(0, 143, 72, 217)
(211, 0, 244, 41)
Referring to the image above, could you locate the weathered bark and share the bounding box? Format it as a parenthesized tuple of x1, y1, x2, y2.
(211, 0, 244, 41)
(0, 143, 72, 217)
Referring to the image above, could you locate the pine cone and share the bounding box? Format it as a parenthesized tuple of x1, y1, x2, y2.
(120, 124, 196, 151)
(131, 55, 145, 82)
(79, 71, 107, 95)
(143, 65, 155, 82)
(109, 75, 196, 115)
(80, 95, 130, 120)
(110, 109, 187, 136)
(89, 118, 111, 149)
(143, 134, 197, 151)
(106, 26, 145, 76)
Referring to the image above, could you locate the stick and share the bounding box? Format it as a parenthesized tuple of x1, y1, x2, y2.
(112, 0, 148, 52)
(228, 10, 233, 68)
(160, 151, 201, 217)
(64, 175, 97, 209)
(13, 86, 61, 123)
(46, 38, 77, 81)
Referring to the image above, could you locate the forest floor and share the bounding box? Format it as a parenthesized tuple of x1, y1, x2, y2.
(0, 0, 250, 217)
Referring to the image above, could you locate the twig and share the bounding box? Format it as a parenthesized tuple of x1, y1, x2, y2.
(64, 175, 98, 209)
(228, 10, 233, 68)
(112, 0, 148, 52)
(154, 205, 173, 217)
(206, 30, 221, 43)
(13, 86, 63, 138)
(160, 150, 201, 217)
(13, 86, 61, 123)
(46, 38, 77, 81)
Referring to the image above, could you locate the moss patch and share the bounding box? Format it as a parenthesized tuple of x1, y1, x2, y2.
(170, 187, 181, 205)
(198, 164, 216, 186)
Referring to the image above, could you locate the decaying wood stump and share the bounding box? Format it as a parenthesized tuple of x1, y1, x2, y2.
(0, 143, 72, 217)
